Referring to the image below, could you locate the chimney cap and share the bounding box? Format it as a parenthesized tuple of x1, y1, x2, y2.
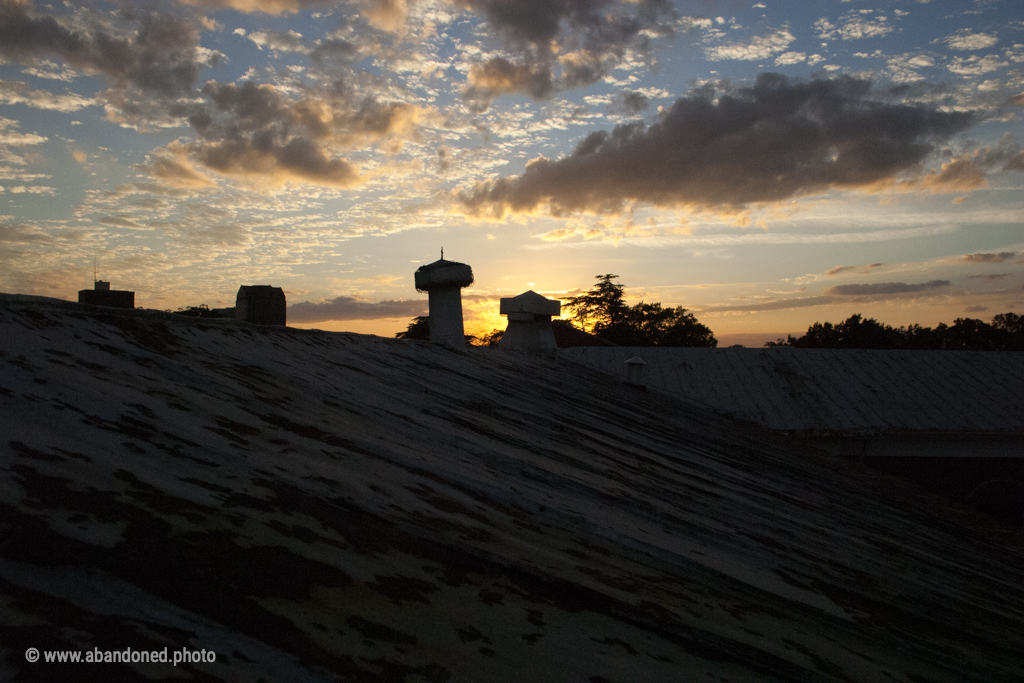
(414, 259, 474, 291)
(499, 290, 561, 317)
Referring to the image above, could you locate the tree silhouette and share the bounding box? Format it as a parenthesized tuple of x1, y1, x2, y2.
(174, 304, 215, 318)
(395, 316, 430, 340)
(770, 312, 1024, 350)
(563, 275, 717, 347)
(562, 274, 627, 334)
(396, 316, 495, 345)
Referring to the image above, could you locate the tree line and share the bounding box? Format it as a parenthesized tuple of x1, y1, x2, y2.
(768, 312, 1024, 351)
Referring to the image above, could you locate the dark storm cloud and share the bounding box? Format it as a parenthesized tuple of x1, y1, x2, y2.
(607, 90, 649, 115)
(962, 252, 1017, 263)
(824, 280, 950, 296)
(183, 81, 358, 185)
(826, 263, 884, 276)
(700, 279, 952, 313)
(310, 39, 359, 66)
(1003, 151, 1024, 173)
(458, 74, 978, 217)
(458, 0, 674, 49)
(699, 296, 837, 313)
(174, 80, 427, 186)
(460, 0, 676, 108)
(0, 1, 218, 99)
(967, 133, 1024, 174)
(288, 296, 427, 323)
(465, 57, 555, 102)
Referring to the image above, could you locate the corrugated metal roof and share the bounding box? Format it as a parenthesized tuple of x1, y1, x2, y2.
(2, 295, 1024, 681)
(560, 347, 1024, 434)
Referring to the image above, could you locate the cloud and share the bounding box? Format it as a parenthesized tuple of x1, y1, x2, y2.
(288, 295, 427, 322)
(1007, 151, 1024, 172)
(966, 273, 1009, 281)
(607, 89, 649, 115)
(705, 28, 795, 61)
(363, 0, 408, 32)
(0, 79, 96, 112)
(457, 0, 674, 48)
(826, 263, 884, 276)
(885, 54, 936, 83)
(944, 30, 998, 51)
(0, 117, 47, 146)
(246, 29, 310, 54)
(465, 57, 554, 103)
(815, 12, 893, 41)
(698, 295, 836, 313)
(457, 74, 976, 218)
(962, 251, 1017, 263)
(910, 155, 988, 193)
(526, 225, 963, 250)
(174, 0, 330, 14)
(137, 142, 217, 189)
(948, 54, 1008, 75)
(99, 215, 144, 228)
(0, 219, 54, 245)
(309, 38, 360, 66)
(4, 185, 55, 194)
(457, 0, 677, 106)
(173, 81, 436, 187)
(774, 51, 806, 66)
(823, 280, 950, 296)
(0, 1, 221, 100)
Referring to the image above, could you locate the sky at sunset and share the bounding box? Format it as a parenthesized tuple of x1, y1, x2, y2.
(1, 0, 1022, 344)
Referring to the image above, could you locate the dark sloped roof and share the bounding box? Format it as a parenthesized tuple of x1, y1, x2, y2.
(561, 346, 1024, 435)
(1, 293, 1023, 682)
(552, 319, 617, 347)
(237, 284, 285, 299)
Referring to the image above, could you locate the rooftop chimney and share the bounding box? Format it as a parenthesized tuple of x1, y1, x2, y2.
(624, 356, 647, 389)
(414, 254, 474, 348)
(498, 290, 560, 356)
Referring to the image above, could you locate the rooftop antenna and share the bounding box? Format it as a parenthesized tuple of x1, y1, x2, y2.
(93, 258, 98, 284)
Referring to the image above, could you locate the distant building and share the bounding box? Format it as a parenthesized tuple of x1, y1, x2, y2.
(235, 286, 286, 326)
(78, 280, 134, 309)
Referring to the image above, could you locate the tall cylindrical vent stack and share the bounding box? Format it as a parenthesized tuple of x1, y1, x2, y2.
(414, 258, 474, 348)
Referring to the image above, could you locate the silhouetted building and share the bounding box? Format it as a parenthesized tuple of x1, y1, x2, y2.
(235, 286, 286, 326)
(78, 280, 134, 309)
